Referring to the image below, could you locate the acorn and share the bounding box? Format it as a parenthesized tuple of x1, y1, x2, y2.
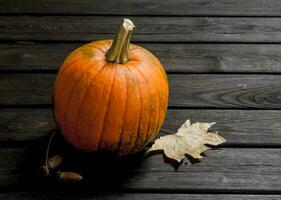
(47, 155, 63, 169)
(57, 171, 83, 182)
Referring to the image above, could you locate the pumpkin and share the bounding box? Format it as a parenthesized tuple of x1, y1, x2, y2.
(53, 19, 169, 156)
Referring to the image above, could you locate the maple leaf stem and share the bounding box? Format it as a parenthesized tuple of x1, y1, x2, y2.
(159, 128, 175, 135)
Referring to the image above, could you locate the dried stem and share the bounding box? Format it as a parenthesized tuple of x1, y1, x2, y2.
(45, 130, 57, 165)
(106, 18, 135, 64)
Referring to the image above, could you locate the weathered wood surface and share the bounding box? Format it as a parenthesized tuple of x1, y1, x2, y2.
(0, 193, 281, 200)
(1, 148, 281, 192)
(2, 43, 281, 73)
(2, 0, 281, 198)
(1, 109, 281, 146)
(1, 74, 281, 108)
(2, 17, 281, 42)
(1, 0, 281, 16)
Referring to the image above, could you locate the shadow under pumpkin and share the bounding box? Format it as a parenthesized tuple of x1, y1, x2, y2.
(18, 129, 201, 192)
(18, 130, 149, 191)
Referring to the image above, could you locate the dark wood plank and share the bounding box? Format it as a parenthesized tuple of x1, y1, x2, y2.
(2, 16, 281, 42)
(1, 147, 281, 192)
(170, 74, 281, 108)
(2, 43, 281, 73)
(0, 74, 54, 105)
(0, 193, 280, 200)
(1, 109, 281, 146)
(1, 0, 281, 16)
(0, 109, 54, 142)
(1, 74, 281, 108)
(165, 109, 281, 146)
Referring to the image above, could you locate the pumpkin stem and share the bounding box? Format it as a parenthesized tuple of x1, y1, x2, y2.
(106, 19, 135, 64)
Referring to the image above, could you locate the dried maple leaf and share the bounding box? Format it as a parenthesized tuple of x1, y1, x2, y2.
(148, 120, 225, 162)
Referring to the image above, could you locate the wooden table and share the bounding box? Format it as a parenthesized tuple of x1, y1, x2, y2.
(1, 1, 281, 199)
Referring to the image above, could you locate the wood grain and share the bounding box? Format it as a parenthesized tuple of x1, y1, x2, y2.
(1, 74, 281, 108)
(0, 193, 280, 200)
(0, 109, 54, 142)
(1, 147, 281, 192)
(2, 43, 281, 73)
(2, 16, 281, 42)
(1, 0, 281, 197)
(170, 74, 281, 108)
(1, 0, 281, 16)
(1, 109, 281, 146)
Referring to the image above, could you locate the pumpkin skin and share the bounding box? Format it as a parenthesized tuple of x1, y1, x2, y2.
(54, 21, 169, 156)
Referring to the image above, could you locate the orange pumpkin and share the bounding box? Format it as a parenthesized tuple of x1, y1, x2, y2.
(53, 19, 169, 156)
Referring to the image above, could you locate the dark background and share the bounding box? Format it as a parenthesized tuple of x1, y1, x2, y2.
(0, 1, 281, 199)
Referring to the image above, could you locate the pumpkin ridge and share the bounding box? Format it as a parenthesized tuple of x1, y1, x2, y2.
(131, 71, 143, 154)
(149, 60, 169, 137)
(56, 61, 95, 145)
(61, 62, 102, 147)
(55, 45, 104, 98)
(135, 67, 153, 147)
(55, 58, 82, 114)
(138, 61, 165, 147)
(136, 58, 168, 139)
(140, 64, 163, 144)
(148, 90, 160, 145)
(148, 87, 161, 144)
(57, 54, 81, 77)
(55, 57, 91, 110)
(130, 66, 151, 153)
(56, 43, 105, 91)
(145, 86, 160, 146)
(135, 50, 167, 81)
(72, 63, 108, 149)
(115, 67, 128, 154)
(116, 66, 141, 155)
(152, 72, 169, 140)
(90, 40, 111, 54)
(96, 64, 117, 151)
